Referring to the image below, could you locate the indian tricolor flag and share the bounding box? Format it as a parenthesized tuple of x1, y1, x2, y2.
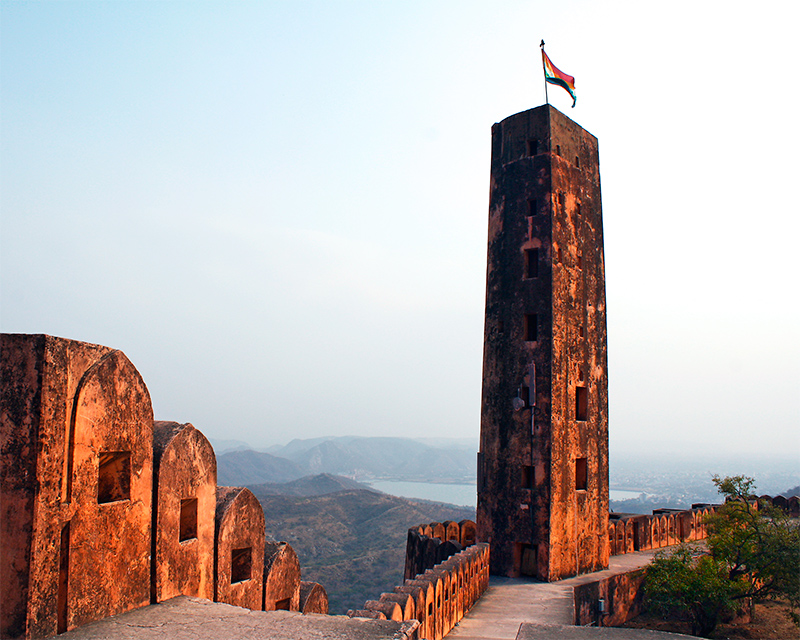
(542, 49, 576, 108)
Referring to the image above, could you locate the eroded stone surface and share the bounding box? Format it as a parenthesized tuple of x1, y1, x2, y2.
(477, 105, 609, 581)
(152, 421, 217, 602)
(299, 581, 328, 615)
(1, 334, 153, 638)
(214, 487, 265, 611)
(263, 541, 301, 611)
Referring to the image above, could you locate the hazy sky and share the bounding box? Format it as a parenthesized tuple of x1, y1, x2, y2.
(2, 1, 798, 459)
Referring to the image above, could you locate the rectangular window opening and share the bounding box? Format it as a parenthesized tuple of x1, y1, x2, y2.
(521, 465, 534, 489)
(575, 457, 588, 491)
(98, 451, 131, 504)
(556, 144, 561, 156)
(498, 319, 505, 334)
(521, 385, 531, 408)
(524, 314, 538, 342)
(575, 156, 580, 167)
(577, 254, 583, 269)
(578, 325, 584, 338)
(275, 598, 291, 610)
(527, 198, 537, 216)
(524, 249, 539, 279)
(179, 498, 198, 542)
(575, 386, 588, 421)
(231, 547, 252, 584)
(527, 139, 538, 156)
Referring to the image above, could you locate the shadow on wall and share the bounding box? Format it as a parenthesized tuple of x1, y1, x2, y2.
(0, 334, 327, 640)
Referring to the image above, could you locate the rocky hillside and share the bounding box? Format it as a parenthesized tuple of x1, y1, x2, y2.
(248, 473, 376, 497)
(251, 485, 475, 614)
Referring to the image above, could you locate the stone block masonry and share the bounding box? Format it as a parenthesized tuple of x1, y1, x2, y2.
(478, 105, 609, 581)
(214, 486, 266, 610)
(353, 519, 490, 640)
(152, 421, 217, 602)
(0, 334, 325, 640)
(263, 541, 301, 611)
(1, 335, 152, 638)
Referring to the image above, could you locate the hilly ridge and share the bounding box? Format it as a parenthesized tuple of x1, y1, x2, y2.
(248, 473, 375, 497)
(217, 436, 477, 486)
(251, 486, 475, 614)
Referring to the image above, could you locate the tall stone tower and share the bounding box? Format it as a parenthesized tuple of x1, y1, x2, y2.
(476, 105, 609, 581)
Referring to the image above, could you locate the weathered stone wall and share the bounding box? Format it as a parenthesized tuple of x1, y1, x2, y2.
(608, 505, 717, 557)
(350, 542, 490, 640)
(152, 421, 217, 602)
(1, 335, 152, 639)
(403, 520, 476, 580)
(299, 581, 329, 614)
(1, 334, 322, 640)
(573, 567, 646, 627)
(214, 486, 266, 610)
(263, 541, 301, 611)
(477, 105, 609, 581)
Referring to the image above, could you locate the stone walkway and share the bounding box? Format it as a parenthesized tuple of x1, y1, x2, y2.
(59, 596, 417, 640)
(57, 549, 691, 640)
(448, 549, 691, 640)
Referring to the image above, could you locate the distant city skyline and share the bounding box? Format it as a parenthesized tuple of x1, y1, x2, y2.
(2, 1, 798, 459)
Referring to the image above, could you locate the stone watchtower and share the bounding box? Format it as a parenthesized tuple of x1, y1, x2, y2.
(477, 105, 610, 581)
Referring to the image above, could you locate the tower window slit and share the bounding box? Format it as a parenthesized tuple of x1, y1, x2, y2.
(575, 386, 588, 421)
(575, 457, 588, 491)
(521, 465, 534, 489)
(524, 249, 539, 278)
(524, 314, 538, 342)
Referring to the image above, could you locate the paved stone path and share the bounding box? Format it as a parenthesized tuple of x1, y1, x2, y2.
(58, 549, 691, 640)
(59, 596, 416, 640)
(448, 549, 688, 640)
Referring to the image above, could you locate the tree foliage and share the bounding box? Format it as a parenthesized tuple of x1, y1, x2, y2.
(644, 475, 800, 636)
(706, 475, 800, 614)
(644, 545, 734, 637)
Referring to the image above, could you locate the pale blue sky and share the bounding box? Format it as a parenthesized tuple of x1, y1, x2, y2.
(2, 1, 798, 458)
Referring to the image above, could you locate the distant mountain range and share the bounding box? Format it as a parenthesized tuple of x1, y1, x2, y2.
(217, 435, 477, 486)
(213, 437, 479, 612)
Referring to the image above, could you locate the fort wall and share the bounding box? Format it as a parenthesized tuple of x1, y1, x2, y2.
(0, 334, 327, 640)
(351, 522, 489, 640)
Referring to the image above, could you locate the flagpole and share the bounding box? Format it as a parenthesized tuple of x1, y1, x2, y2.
(540, 40, 549, 105)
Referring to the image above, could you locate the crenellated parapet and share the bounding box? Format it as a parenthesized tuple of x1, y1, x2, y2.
(403, 519, 477, 581)
(0, 334, 327, 640)
(349, 541, 489, 640)
(608, 505, 718, 556)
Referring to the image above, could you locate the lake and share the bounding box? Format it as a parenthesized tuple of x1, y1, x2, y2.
(368, 480, 646, 508)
